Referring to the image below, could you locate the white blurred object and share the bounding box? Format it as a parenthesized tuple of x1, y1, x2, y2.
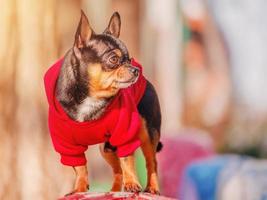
(219, 159, 267, 200)
(180, 0, 205, 20)
(207, 0, 267, 151)
(208, 0, 267, 114)
(145, 0, 183, 134)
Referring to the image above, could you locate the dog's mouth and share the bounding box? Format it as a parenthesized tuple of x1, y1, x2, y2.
(115, 76, 138, 88)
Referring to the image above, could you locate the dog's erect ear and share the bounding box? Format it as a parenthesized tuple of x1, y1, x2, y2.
(74, 10, 94, 58)
(103, 12, 121, 38)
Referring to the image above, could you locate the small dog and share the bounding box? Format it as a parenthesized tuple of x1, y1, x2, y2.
(44, 11, 162, 195)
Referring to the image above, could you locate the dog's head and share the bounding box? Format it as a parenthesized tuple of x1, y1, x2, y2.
(72, 11, 139, 99)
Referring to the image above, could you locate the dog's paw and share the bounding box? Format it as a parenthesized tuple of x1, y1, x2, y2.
(65, 184, 89, 196)
(145, 186, 160, 195)
(65, 190, 77, 197)
(123, 181, 142, 193)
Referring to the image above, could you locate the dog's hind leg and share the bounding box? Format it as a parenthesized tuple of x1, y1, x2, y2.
(99, 144, 122, 191)
(139, 118, 160, 194)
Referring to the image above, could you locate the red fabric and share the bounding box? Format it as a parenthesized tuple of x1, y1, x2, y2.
(44, 58, 146, 166)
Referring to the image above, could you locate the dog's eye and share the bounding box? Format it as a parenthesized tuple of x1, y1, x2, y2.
(109, 56, 119, 64)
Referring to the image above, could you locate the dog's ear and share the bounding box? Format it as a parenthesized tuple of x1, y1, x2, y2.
(103, 12, 121, 38)
(74, 10, 94, 58)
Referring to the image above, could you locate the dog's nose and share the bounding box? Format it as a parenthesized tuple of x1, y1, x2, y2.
(129, 67, 139, 76)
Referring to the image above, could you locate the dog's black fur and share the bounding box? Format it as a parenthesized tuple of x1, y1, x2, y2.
(138, 81, 162, 150)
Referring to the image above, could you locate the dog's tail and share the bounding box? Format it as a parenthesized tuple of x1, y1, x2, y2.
(156, 141, 163, 152)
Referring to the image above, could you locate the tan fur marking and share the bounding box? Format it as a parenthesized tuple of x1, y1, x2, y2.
(87, 63, 136, 99)
(119, 155, 142, 192)
(113, 49, 122, 57)
(67, 165, 89, 195)
(99, 144, 122, 191)
(117, 65, 132, 79)
(139, 118, 160, 194)
(87, 63, 119, 98)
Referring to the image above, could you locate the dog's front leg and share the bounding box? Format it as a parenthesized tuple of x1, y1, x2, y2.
(74, 165, 89, 192)
(66, 165, 89, 196)
(120, 156, 142, 193)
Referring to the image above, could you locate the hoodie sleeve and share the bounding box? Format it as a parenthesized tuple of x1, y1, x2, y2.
(44, 59, 88, 166)
(116, 138, 141, 157)
(48, 109, 88, 166)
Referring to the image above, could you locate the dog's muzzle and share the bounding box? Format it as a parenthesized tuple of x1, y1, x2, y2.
(128, 66, 139, 77)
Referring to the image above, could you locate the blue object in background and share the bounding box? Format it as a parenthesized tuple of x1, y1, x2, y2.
(179, 155, 246, 200)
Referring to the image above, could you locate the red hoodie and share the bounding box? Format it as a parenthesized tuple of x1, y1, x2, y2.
(44, 59, 147, 166)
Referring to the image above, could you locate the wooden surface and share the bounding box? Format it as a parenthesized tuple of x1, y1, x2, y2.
(59, 192, 177, 200)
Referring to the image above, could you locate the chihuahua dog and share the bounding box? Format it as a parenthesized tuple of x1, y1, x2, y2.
(44, 11, 162, 195)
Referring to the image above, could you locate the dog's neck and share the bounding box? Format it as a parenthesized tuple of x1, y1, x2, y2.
(75, 97, 108, 122)
(56, 50, 110, 122)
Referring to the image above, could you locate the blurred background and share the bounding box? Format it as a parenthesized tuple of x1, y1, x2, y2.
(1, 0, 267, 199)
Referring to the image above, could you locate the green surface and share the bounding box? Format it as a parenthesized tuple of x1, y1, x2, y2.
(89, 182, 111, 192)
(135, 149, 147, 188)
